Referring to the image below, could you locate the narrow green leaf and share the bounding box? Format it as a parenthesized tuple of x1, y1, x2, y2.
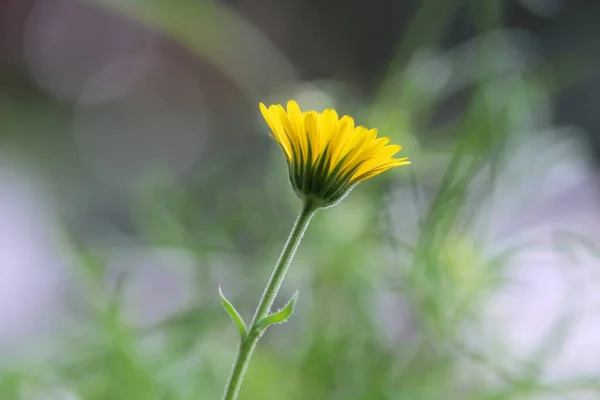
(257, 290, 299, 330)
(218, 286, 247, 338)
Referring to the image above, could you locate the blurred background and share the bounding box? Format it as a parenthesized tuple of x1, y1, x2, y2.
(1, 0, 600, 399)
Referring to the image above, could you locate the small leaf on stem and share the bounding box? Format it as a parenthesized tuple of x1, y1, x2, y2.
(257, 290, 299, 330)
(219, 286, 247, 338)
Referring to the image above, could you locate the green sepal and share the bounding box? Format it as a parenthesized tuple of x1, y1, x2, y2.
(257, 290, 299, 330)
(218, 286, 248, 338)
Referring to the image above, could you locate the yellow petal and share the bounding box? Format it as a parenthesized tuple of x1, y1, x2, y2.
(351, 162, 400, 182)
(352, 145, 404, 180)
(318, 109, 338, 162)
(260, 103, 292, 161)
(287, 101, 309, 161)
(304, 111, 320, 161)
(340, 132, 388, 172)
(329, 120, 359, 169)
(273, 104, 302, 160)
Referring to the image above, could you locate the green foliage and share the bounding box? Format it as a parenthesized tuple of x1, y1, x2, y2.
(0, 0, 597, 399)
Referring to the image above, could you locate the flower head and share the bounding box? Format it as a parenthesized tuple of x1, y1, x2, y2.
(260, 100, 410, 207)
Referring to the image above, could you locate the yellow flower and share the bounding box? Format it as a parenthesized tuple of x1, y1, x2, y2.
(260, 100, 410, 207)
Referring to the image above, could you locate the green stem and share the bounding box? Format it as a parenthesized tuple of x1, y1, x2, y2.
(222, 199, 318, 400)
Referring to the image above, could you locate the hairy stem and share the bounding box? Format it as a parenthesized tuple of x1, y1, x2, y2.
(222, 199, 318, 400)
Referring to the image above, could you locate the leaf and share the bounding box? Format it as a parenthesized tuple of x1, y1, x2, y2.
(218, 286, 247, 338)
(257, 291, 299, 330)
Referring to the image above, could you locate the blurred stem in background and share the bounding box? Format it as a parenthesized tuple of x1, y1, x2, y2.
(221, 199, 317, 400)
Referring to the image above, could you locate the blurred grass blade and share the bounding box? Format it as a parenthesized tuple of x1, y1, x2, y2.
(219, 286, 247, 338)
(78, 0, 297, 96)
(257, 290, 299, 330)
